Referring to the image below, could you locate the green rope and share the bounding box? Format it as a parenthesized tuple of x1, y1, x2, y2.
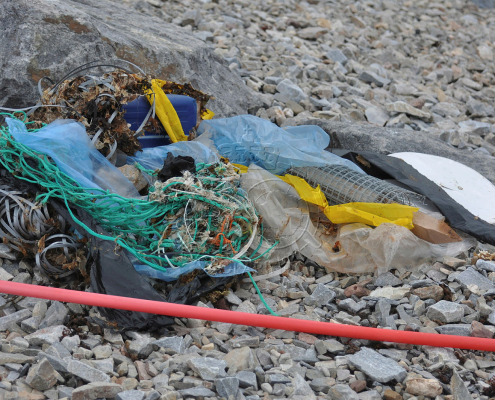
(0, 114, 277, 273)
(247, 271, 279, 317)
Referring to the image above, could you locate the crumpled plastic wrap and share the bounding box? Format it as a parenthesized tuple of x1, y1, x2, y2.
(196, 115, 364, 174)
(241, 165, 476, 275)
(127, 141, 218, 171)
(240, 165, 338, 266)
(328, 223, 476, 275)
(7, 118, 139, 198)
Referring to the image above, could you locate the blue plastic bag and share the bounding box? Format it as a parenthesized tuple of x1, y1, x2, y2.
(127, 141, 219, 171)
(132, 259, 255, 282)
(7, 118, 140, 198)
(195, 115, 364, 174)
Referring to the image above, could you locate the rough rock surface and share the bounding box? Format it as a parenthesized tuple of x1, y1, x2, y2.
(300, 119, 495, 184)
(0, 0, 262, 117)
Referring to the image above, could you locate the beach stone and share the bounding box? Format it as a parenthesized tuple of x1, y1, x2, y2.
(348, 348, 407, 383)
(405, 378, 442, 398)
(25, 359, 57, 391)
(72, 382, 123, 400)
(215, 377, 239, 399)
(426, 301, 464, 323)
(67, 359, 111, 383)
(187, 357, 227, 381)
(456, 267, 495, 291)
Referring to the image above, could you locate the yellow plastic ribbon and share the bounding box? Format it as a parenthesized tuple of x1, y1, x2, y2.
(145, 79, 188, 143)
(324, 203, 417, 229)
(231, 168, 416, 229)
(280, 174, 417, 229)
(201, 109, 215, 120)
(278, 174, 328, 208)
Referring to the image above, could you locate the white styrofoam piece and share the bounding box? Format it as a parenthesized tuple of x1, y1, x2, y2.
(390, 152, 495, 224)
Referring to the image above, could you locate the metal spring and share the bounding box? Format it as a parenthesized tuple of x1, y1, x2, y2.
(35, 234, 85, 279)
(0, 188, 65, 250)
(0, 186, 87, 279)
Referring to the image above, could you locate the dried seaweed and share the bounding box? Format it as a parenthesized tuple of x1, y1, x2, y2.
(160, 81, 211, 116)
(28, 70, 152, 157)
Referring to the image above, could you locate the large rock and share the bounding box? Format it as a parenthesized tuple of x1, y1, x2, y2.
(348, 348, 407, 383)
(426, 301, 464, 323)
(25, 359, 57, 391)
(300, 119, 495, 184)
(72, 382, 123, 400)
(0, 0, 262, 117)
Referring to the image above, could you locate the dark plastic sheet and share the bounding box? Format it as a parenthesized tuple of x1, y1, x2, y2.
(50, 201, 175, 330)
(341, 151, 495, 246)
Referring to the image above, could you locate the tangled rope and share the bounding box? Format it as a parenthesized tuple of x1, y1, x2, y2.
(0, 113, 274, 274)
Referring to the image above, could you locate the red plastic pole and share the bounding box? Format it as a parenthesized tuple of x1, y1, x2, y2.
(0, 281, 493, 351)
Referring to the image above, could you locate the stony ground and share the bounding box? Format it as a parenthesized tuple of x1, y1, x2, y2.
(2, 0, 495, 400)
(123, 0, 495, 155)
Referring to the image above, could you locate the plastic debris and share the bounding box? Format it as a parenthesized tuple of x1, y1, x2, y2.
(241, 165, 473, 274)
(128, 140, 218, 171)
(145, 79, 188, 143)
(27, 61, 151, 160)
(0, 169, 88, 283)
(7, 118, 140, 198)
(123, 94, 199, 147)
(0, 114, 266, 281)
(391, 152, 495, 224)
(411, 211, 462, 244)
(196, 115, 364, 174)
(342, 151, 495, 246)
(279, 174, 418, 229)
(324, 202, 417, 229)
(240, 165, 344, 267)
(329, 223, 476, 275)
(157, 153, 196, 182)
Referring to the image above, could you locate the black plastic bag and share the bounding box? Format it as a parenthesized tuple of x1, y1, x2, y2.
(158, 153, 196, 182)
(50, 201, 175, 330)
(341, 151, 495, 246)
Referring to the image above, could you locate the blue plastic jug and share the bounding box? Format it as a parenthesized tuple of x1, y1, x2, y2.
(122, 95, 197, 148)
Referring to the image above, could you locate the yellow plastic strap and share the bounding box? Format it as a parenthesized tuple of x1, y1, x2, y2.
(324, 202, 418, 229)
(145, 79, 188, 143)
(232, 163, 249, 174)
(279, 173, 417, 229)
(278, 174, 328, 208)
(201, 109, 215, 120)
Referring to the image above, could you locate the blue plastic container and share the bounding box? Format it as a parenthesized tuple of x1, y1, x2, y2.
(122, 95, 197, 148)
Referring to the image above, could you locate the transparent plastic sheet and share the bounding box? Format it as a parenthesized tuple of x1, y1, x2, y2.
(132, 259, 255, 282)
(332, 223, 477, 275)
(196, 115, 364, 175)
(6, 118, 139, 198)
(240, 165, 339, 266)
(127, 141, 218, 170)
(241, 166, 476, 275)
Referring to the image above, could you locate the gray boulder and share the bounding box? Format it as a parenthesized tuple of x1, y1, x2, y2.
(300, 119, 495, 184)
(0, 0, 262, 117)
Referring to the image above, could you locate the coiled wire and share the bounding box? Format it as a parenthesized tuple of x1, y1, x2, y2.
(36, 234, 86, 280)
(0, 186, 87, 279)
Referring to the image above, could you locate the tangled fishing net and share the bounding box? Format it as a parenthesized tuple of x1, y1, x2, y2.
(0, 113, 273, 277)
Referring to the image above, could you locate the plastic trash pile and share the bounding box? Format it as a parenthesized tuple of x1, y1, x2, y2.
(0, 59, 492, 330)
